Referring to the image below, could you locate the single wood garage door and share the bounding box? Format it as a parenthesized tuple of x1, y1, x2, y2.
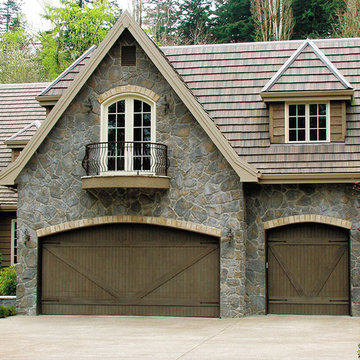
(40, 223, 220, 317)
(267, 223, 349, 315)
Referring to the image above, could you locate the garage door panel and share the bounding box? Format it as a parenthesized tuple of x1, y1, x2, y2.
(267, 223, 349, 315)
(41, 224, 220, 317)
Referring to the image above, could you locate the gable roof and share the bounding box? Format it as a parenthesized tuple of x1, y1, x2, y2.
(0, 11, 259, 186)
(261, 39, 353, 94)
(0, 82, 48, 206)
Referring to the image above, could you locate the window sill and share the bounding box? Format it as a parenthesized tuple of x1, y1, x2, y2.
(81, 174, 170, 189)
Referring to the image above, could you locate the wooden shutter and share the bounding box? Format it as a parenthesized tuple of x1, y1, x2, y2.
(269, 103, 285, 143)
(330, 101, 346, 142)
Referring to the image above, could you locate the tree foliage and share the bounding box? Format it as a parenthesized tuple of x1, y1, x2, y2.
(335, 0, 360, 37)
(0, 0, 22, 32)
(292, 0, 344, 39)
(0, 28, 48, 83)
(39, 0, 121, 78)
(212, 0, 254, 43)
(143, 0, 180, 45)
(177, 0, 213, 44)
(251, 0, 294, 41)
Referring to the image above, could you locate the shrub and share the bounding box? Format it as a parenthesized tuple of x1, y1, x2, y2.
(0, 305, 16, 318)
(0, 266, 16, 296)
(0, 252, 2, 267)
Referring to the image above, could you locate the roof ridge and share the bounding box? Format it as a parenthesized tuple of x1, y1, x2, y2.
(261, 39, 353, 93)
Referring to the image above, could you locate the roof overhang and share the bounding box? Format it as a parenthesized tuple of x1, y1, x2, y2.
(0, 204, 17, 211)
(35, 95, 61, 107)
(4, 140, 28, 148)
(261, 90, 355, 103)
(0, 11, 260, 186)
(258, 173, 360, 184)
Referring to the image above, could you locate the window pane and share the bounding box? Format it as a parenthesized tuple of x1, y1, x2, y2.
(298, 130, 305, 141)
(134, 114, 141, 127)
(108, 128, 116, 142)
(108, 157, 115, 170)
(319, 117, 326, 128)
(310, 129, 317, 141)
(117, 129, 125, 142)
(289, 105, 296, 116)
(310, 104, 317, 116)
(143, 128, 151, 142)
(319, 129, 327, 140)
(289, 130, 296, 141)
(108, 103, 116, 113)
(289, 117, 296, 129)
(310, 117, 317, 128)
(118, 100, 125, 113)
(108, 114, 116, 128)
(117, 157, 124, 171)
(134, 157, 141, 170)
(134, 99, 142, 112)
(143, 102, 151, 112)
(134, 128, 142, 141)
(117, 114, 125, 128)
(143, 157, 151, 170)
(319, 104, 326, 115)
(298, 105, 305, 116)
(143, 113, 151, 126)
(298, 117, 305, 129)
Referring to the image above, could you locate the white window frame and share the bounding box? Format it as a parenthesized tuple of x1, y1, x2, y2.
(285, 101, 330, 143)
(10, 219, 17, 266)
(100, 93, 156, 174)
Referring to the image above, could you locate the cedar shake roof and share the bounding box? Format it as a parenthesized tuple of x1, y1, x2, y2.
(0, 82, 48, 204)
(3, 35, 360, 178)
(162, 38, 360, 174)
(39, 45, 97, 97)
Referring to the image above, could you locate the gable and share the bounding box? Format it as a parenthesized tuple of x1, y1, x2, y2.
(0, 11, 259, 186)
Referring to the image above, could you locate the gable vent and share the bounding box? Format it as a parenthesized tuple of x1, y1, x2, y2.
(121, 46, 136, 66)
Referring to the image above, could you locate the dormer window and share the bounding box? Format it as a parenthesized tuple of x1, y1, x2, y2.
(286, 102, 329, 143)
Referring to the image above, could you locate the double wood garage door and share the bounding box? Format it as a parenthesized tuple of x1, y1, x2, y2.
(40, 224, 220, 317)
(267, 223, 350, 315)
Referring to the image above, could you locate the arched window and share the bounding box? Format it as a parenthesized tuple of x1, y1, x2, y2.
(101, 95, 155, 172)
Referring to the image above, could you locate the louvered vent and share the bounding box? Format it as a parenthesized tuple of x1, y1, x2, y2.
(121, 46, 136, 66)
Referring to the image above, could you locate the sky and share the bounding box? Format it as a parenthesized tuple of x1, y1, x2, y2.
(23, 0, 132, 32)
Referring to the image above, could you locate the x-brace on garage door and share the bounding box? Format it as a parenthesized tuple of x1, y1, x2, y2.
(40, 223, 220, 317)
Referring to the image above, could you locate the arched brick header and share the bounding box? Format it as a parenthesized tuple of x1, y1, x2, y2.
(36, 216, 222, 238)
(97, 85, 160, 104)
(263, 214, 352, 230)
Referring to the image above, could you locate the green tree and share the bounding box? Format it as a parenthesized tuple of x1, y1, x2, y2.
(0, 0, 22, 32)
(292, 0, 344, 39)
(177, 0, 213, 44)
(143, 0, 180, 45)
(39, 0, 121, 78)
(212, 0, 254, 43)
(0, 28, 48, 83)
(335, 0, 360, 37)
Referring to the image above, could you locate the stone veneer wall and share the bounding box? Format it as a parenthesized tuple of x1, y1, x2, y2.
(16, 31, 246, 317)
(244, 183, 360, 316)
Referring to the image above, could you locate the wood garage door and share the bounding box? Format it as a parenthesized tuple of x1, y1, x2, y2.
(40, 223, 220, 317)
(267, 223, 349, 315)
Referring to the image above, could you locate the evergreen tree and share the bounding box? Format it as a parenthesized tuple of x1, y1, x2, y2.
(212, 0, 254, 43)
(292, 0, 344, 39)
(0, 0, 23, 32)
(177, 0, 213, 44)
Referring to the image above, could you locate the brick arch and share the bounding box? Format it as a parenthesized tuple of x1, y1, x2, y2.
(97, 85, 160, 104)
(263, 214, 352, 230)
(36, 215, 222, 238)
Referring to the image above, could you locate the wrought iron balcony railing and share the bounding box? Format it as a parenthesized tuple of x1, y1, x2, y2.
(82, 141, 168, 177)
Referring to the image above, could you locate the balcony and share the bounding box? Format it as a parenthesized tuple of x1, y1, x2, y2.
(81, 141, 170, 189)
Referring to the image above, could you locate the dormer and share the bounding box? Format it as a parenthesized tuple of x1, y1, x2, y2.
(261, 40, 354, 144)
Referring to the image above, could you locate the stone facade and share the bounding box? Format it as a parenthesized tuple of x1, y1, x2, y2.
(244, 183, 360, 316)
(16, 31, 246, 317)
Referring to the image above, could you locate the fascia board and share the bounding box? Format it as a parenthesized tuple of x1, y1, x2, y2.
(258, 173, 360, 184)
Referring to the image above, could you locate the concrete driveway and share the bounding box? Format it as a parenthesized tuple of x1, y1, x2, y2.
(1, 315, 359, 360)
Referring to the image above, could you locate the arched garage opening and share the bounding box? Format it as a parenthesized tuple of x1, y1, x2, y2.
(39, 223, 220, 317)
(266, 222, 350, 315)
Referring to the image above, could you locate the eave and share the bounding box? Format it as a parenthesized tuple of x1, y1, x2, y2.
(35, 95, 61, 106)
(258, 173, 360, 184)
(261, 90, 354, 102)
